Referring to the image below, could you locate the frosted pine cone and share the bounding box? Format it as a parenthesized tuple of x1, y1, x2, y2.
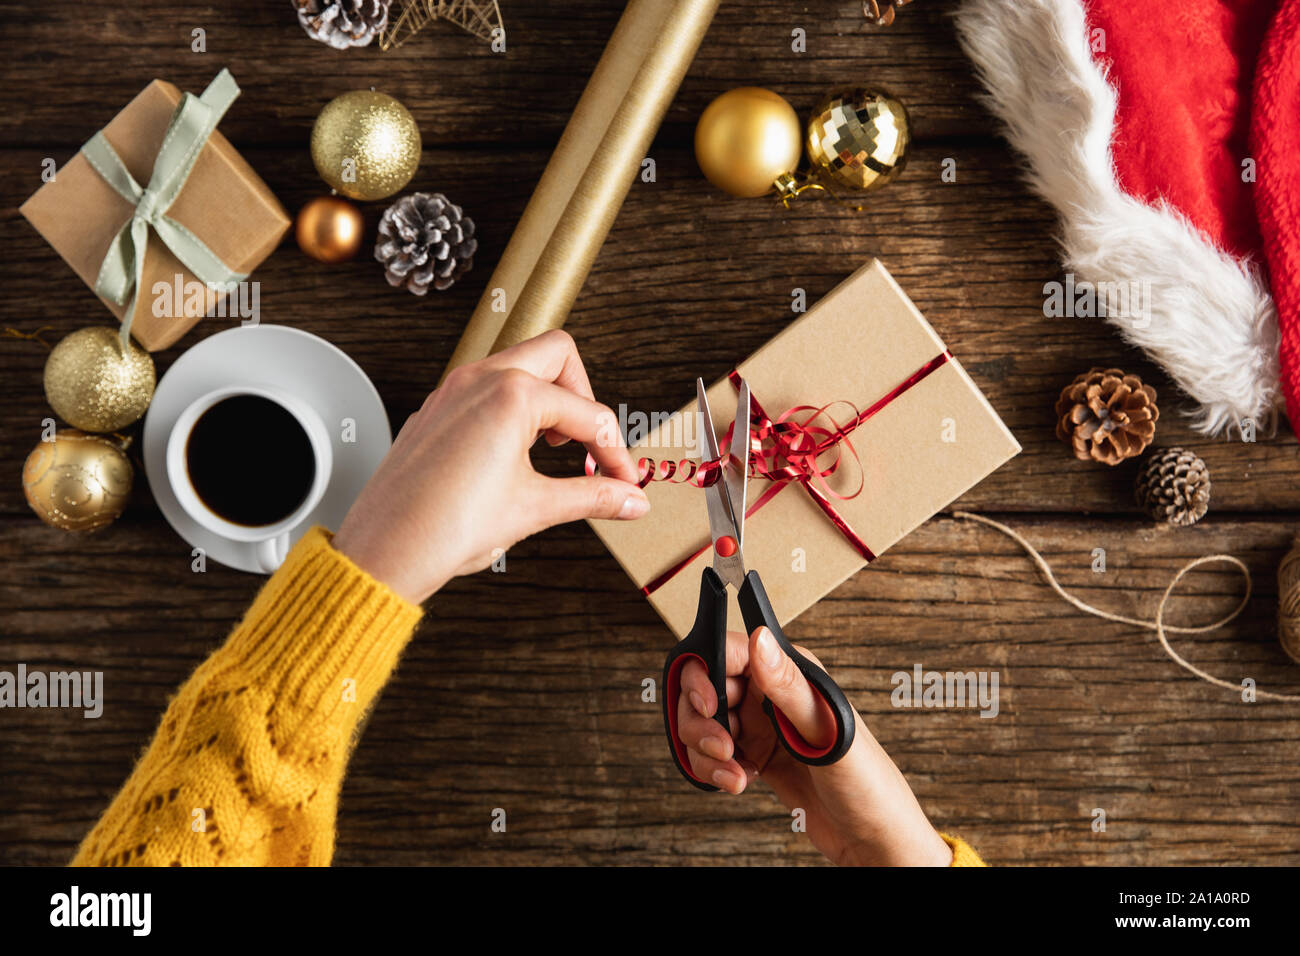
(293, 0, 389, 49)
(375, 192, 477, 295)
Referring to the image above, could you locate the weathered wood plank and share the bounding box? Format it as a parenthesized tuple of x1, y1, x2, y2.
(3, 513, 1298, 865)
(0, 1, 985, 148)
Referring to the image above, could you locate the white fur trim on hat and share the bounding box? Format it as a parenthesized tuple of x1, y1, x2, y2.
(955, 0, 1280, 434)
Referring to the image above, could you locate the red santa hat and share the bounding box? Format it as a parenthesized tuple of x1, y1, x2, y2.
(955, 0, 1293, 436)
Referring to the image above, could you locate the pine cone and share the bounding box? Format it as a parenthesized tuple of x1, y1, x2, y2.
(1055, 367, 1159, 465)
(1135, 447, 1211, 527)
(293, 0, 389, 49)
(375, 192, 477, 295)
(864, 0, 913, 26)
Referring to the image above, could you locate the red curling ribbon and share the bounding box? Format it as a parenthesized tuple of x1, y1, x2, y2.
(587, 351, 952, 596)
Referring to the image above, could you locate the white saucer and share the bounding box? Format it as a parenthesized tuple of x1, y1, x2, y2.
(143, 324, 392, 574)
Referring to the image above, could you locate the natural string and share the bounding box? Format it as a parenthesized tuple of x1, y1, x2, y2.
(951, 510, 1300, 702)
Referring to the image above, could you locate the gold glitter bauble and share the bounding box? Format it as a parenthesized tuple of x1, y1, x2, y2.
(23, 430, 133, 532)
(695, 87, 803, 198)
(311, 90, 422, 201)
(296, 196, 365, 262)
(806, 89, 911, 192)
(44, 327, 156, 432)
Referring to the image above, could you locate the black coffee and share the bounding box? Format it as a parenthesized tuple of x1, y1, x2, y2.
(185, 394, 316, 527)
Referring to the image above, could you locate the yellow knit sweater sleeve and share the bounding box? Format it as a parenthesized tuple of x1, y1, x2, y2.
(941, 834, 986, 867)
(71, 527, 422, 867)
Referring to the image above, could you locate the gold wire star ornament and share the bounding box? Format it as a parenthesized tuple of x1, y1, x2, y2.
(380, 1, 504, 50)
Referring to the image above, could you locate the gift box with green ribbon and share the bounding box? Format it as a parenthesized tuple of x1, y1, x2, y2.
(20, 69, 290, 351)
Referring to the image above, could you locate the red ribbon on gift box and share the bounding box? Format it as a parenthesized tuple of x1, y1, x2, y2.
(589, 350, 952, 596)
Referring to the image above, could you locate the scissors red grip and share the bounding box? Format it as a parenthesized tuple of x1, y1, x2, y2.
(663, 568, 856, 792)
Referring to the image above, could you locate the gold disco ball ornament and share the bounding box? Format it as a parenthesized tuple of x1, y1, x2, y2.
(311, 90, 422, 201)
(806, 89, 911, 192)
(44, 326, 156, 432)
(23, 430, 133, 532)
(695, 87, 804, 199)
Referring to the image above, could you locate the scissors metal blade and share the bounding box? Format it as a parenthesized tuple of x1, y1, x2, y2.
(727, 378, 751, 551)
(696, 378, 746, 590)
(695, 378, 721, 462)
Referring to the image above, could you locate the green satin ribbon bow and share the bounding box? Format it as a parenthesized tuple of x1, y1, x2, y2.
(79, 69, 249, 350)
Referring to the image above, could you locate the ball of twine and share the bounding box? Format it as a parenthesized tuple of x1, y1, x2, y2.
(1276, 532, 1300, 665)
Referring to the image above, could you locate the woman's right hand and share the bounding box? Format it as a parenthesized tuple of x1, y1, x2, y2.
(332, 330, 649, 605)
(674, 626, 954, 866)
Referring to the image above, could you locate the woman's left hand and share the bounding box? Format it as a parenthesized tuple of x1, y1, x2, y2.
(332, 330, 649, 605)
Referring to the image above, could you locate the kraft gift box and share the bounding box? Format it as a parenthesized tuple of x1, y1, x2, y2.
(590, 259, 1021, 638)
(20, 78, 290, 351)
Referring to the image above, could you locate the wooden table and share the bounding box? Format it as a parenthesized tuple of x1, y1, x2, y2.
(3, 1, 1299, 866)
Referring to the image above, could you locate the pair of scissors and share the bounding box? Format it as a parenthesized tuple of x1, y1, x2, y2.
(662, 377, 856, 791)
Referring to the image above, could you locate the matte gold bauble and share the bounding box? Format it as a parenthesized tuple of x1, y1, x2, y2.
(23, 430, 133, 532)
(44, 327, 156, 432)
(296, 196, 365, 262)
(806, 88, 911, 192)
(695, 87, 803, 198)
(311, 90, 422, 201)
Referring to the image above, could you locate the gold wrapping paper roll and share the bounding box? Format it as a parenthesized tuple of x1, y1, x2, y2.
(440, 0, 720, 377)
(440, 0, 674, 378)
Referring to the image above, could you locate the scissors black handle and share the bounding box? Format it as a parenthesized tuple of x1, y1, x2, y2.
(663, 568, 855, 791)
(662, 567, 730, 791)
(737, 571, 856, 766)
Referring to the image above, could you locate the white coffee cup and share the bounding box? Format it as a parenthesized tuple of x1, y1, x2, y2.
(166, 385, 333, 573)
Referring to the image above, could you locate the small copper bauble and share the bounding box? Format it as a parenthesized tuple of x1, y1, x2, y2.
(311, 90, 422, 201)
(44, 327, 155, 432)
(297, 196, 365, 262)
(23, 430, 133, 532)
(695, 87, 803, 198)
(806, 88, 911, 192)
